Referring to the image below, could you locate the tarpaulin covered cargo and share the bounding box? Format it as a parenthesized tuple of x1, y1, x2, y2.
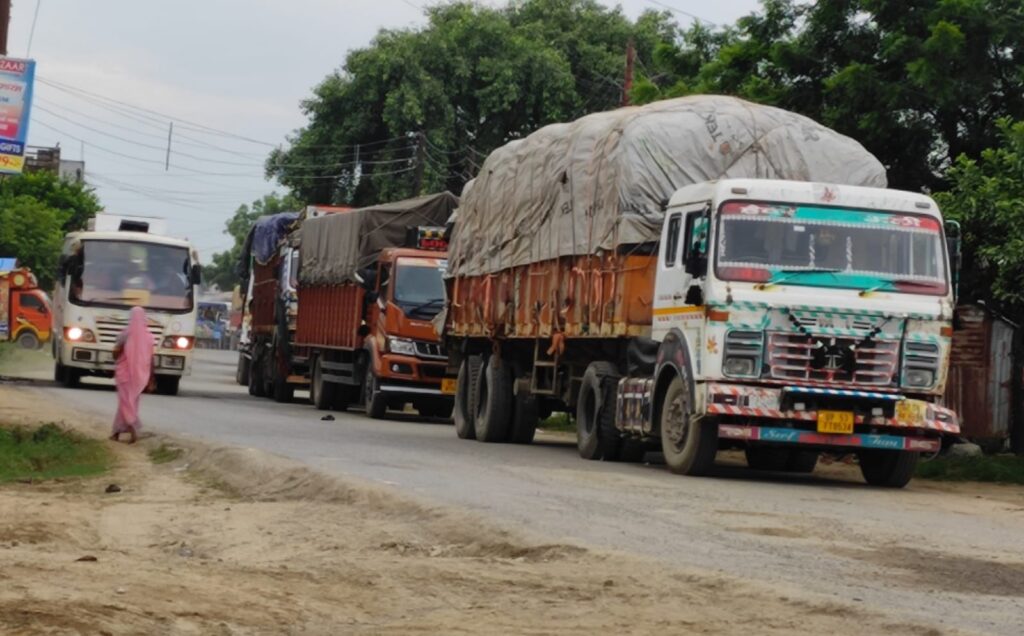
(236, 212, 300, 281)
(299, 192, 458, 286)
(448, 95, 887, 277)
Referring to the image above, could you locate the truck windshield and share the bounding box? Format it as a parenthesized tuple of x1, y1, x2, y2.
(69, 240, 194, 312)
(393, 260, 446, 319)
(714, 201, 948, 295)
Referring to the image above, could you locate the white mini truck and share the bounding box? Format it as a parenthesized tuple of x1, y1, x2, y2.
(612, 178, 960, 486)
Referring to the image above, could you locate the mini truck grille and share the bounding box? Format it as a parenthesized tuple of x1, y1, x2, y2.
(767, 332, 899, 387)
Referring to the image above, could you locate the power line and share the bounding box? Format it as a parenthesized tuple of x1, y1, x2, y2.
(644, 0, 716, 26)
(25, 0, 41, 56)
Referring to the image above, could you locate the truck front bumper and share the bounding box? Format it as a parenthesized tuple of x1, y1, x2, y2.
(705, 382, 957, 452)
(63, 344, 189, 377)
(377, 354, 449, 396)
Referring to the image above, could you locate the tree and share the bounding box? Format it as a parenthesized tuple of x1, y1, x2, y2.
(203, 192, 302, 291)
(0, 195, 64, 290)
(268, 0, 676, 206)
(934, 119, 1024, 321)
(0, 171, 101, 231)
(635, 0, 1024, 191)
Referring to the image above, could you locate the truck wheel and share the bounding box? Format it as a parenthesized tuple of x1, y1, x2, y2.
(453, 357, 480, 440)
(660, 375, 717, 475)
(364, 365, 387, 419)
(311, 357, 337, 411)
(155, 376, 180, 396)
(333, 387, 358, 412)
(272, 374, 294, 403)
(474, 355, 513, 442)
(576, 362, 622, 460)
(508, 389, 538, 445)
(858, 450, 918, 488)
(235, 354, 250, 386)
(15, 331, 40, 350)
(248, 355, 266, 397)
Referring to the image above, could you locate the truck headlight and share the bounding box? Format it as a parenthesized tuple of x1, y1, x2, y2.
(65, 326, 95, 342)
(162, 336, 194, 350)
(723, 356, 756, 377)
(387, 337, 416, 356)
(903, 368, 935, 388)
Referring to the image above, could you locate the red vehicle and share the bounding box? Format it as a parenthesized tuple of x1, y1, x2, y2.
(296, 193, 458, 419)
(0, 260, 52, 349)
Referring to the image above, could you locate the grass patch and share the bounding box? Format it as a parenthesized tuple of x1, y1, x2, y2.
(539, 412, 574, 433)
(0, 423, 111, 483)
(916, 455, 1024, 485)
(148, 443, 184, 465)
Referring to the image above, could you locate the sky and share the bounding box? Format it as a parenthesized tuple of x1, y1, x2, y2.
(9, 0, 760, 261)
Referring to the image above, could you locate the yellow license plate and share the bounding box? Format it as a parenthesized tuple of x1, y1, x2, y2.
(895, 400, 928, 424)
(817, 410, 854, 434)
(440, 377, 457, 395)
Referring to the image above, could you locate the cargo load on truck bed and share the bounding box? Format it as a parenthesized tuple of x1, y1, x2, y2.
(448, 95, 886, 278)
(299, 192, 458, 286)
(237, 212, 300, 283)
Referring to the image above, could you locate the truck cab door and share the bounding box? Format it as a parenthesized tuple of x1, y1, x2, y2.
(652, 202, 709, 365)
(13, 291, 51, 341)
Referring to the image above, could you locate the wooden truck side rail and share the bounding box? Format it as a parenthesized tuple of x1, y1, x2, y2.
(250, 260, 279, 335)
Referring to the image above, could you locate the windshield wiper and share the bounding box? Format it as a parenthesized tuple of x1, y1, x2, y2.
(755, 268, 842, 290)
(406, 297, 446, 314)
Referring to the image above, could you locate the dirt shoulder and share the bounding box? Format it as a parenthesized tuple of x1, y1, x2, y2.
(0, 384, 973, 635)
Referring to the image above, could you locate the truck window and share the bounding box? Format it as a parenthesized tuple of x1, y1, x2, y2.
(69, 240, 195, 312)
(683, 209, 709, 267)
(393, 260, 446, 319)
(664, 213, 682, 268)
(19, 293, 46, 312)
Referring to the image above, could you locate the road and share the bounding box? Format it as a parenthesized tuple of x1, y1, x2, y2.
(17, 350, 1024, 634)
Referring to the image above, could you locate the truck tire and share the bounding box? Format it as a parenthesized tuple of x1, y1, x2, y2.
(155, 376, 180, 396)
(576, 361, 622, 460)
(474, 355, 513, 442)
(660, 375, 717, 475)
(235, 354, 250, 386)
(248, 354, 266, 397)
(508, 388, 538, 445)
(16, 331, 39, 350)
(311, 356, 337, 411)
(453, 357, 480, 440)
(858, 450, 918, 488)
(272, 373, 294, 403)
(364, 365, 388, 419)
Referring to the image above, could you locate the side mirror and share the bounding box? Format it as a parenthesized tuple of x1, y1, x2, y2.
(190, 264, 202, 286)
(685, 252, 708, 278)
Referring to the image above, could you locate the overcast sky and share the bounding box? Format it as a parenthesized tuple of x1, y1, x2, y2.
(10, 0, 759, 260)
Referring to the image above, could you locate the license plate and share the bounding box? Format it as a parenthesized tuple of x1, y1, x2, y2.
(895, 400, 928, 424)
(817, 410, 854, 434)
(440, 377, 457, 395)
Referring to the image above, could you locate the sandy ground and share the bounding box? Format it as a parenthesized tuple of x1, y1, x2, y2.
(0, 383, 989, 635)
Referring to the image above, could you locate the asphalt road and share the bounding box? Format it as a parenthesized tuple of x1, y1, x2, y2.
(18, 350, 1024, 634)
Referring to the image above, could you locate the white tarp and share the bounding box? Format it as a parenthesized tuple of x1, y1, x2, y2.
(448, 95, 887, 277)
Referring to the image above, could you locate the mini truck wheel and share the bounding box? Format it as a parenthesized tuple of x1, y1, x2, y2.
(659, 375, 717, 475)
(15, 331, 39, 350)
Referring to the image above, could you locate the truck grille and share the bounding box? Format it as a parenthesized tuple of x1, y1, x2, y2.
(767, 332, 898, 387)
(95, 318, 162, 346)
(414, 341, 446, 360)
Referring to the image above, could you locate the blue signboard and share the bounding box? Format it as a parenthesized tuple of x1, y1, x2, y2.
(0, 56, 36, 175)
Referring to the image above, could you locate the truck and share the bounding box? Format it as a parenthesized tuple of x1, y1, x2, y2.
(296, 192, 458, 418)
(0, 259, 52, 349)
(52, 214, 201, 395)
(443, 95, 960, 488)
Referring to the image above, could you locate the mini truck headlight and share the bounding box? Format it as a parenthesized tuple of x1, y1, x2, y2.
(723, 356, 756, 377)
(903, 368, 935, 388)
(387, 337, 417, 356)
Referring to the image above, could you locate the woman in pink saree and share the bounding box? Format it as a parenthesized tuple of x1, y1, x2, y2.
(111, 307, 154, 443)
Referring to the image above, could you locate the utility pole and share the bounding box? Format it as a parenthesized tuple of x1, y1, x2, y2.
(412, 132, 426, 196)
(165, 122, 173, 171)
(0, 0, 11, 56)
(621, 38, 635, 107)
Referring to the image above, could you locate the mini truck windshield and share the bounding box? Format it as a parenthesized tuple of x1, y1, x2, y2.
(714, 201, 948, 295)
(393, 258, 446, 318)
(70, 239, 194, 312)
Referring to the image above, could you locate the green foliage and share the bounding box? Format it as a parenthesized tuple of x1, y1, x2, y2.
(635, 0, 1024, 191)
(934, 119, 1024, 320)
(0, 195, 65, 290)
(269, 0, 675, 206)
(0, 172, 102, 290)
(148, 443, 184, 465)
(0, 423, 111, 483)
(916, 454, 1024, 485)
(202, 192, 302, 291)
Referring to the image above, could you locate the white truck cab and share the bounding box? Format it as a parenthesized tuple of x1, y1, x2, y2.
(52, 218, 201, 396)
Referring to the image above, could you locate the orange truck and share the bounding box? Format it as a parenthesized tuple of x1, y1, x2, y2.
(443, 96, 960, 488)
(296, 193, 458, 418)
(0, 259, 52, 349)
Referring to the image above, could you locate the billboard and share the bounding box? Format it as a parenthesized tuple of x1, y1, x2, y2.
(0, 57, 36, 175)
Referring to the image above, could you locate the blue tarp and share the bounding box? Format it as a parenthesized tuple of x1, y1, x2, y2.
(236, 212, 299, 281)
(0, 257, 17, 273)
